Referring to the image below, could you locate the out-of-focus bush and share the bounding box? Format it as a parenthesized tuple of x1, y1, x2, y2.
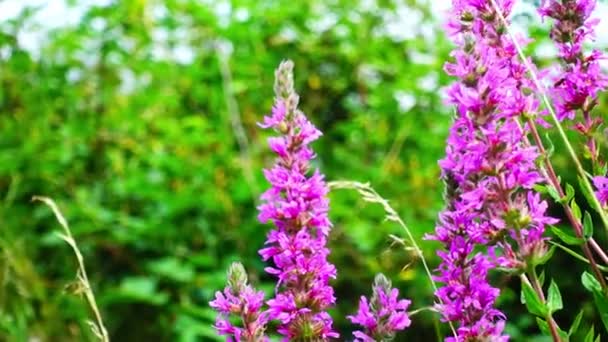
(0, 1, 452, 340)
(1, 0, 604, 341)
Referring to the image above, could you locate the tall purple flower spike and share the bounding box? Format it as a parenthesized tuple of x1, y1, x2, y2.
(430, 1, 557, 340)
(258, 60, 339, 340)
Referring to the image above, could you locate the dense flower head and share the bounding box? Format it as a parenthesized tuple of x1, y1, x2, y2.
(539, 0, 599, 61)
(539, 0, 608, 124)
(539, 0, 607, 184)
(547, 50, 608, 121)
(209, 262, 269, 342)
(348, 274, 412, 342)
(258, 60, 338, 340)
(432, 1, 557, 340)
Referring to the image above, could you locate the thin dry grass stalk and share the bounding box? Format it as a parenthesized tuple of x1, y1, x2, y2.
(32, 196, 109, 342)
(327, 180, 457, 336)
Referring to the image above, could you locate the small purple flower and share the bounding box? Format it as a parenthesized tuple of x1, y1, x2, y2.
(348, 274, 411, 341)
(258, 60, 338, 340)
(209, 262, 269, 342)
(593, 176, 608, 206)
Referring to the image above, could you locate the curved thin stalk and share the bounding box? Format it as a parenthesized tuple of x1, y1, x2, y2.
(32, 196, 109, 342)
(328, 180, 457, 337)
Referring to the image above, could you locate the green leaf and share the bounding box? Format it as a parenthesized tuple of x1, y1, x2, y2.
(539, 270, 546, 287)
(579, 175, 598, 211)
(536, 318, 550, 337)
(581, 272, 608, 333)
(103, 277, 169, 306)
(582, 271, 602, 293)
(571, 198, 582, 221)
(583, 211, 594, 239)
(547, 279, 563, 313)
(521, 280, 548, 317)
(536, 317, 569, 341)
(592, 291, 608, 334)
(550, 225, 586, 245)
(564, 183, 576, 203)
(547, 185, 561, 203)
(584, 325, 595, 342)
(569, 310, 584, 337)
(146, 257, 195, 283)
(534, 245, 556, 267)
(544, 132, 555, 158)
(534, 184, 548, 195)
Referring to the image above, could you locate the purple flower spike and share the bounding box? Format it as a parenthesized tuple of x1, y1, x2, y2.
(539, 0, 607, 164)
(209, 262, 269, 342)
(258, 60, 338, 340)
(348, 274, 412, 342)
(433, 1, 558, 340)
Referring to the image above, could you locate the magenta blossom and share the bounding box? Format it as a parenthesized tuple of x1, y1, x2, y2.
(593, 176, 608, 206)
(539, 0, 608, 167)
(209, 263, 269, 342)
(348, 274, 411, 341)
(432, 1, 557, 340)
(258, 60, 338, 340)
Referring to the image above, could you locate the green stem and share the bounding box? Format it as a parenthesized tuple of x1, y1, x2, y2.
(522, 272, 562, 342)
(523, 119, 607, 289)
(408, 306, 435, 317)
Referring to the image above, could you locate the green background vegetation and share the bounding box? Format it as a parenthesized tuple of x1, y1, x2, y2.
(0, 0, 607, 341)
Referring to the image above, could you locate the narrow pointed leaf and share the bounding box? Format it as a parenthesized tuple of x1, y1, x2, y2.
(547, 279, 563, 313)
(521, 280, 548, 317)
(583, 211, 594, 239)
(569, 310, 584, 337)
(571, 198, 582, 221)
(550, 225, 586, 245)
(582, 271, 602, 293)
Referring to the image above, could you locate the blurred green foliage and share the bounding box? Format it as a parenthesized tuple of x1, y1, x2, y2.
(0, 0, 607, 341)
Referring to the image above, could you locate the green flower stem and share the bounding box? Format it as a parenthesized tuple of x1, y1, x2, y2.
(522, 272, 562, 342)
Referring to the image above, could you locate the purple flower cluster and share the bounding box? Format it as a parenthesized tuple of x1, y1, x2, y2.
(210, 61, 414, 341)
(593, 176, 608, 207)
(539, 0, 599, 62)
(348, 274, 411, 342)
(431, 0, 557, 340)
(209, 262, 269, 342)
(257, 60, 338, 340)
(539, 0, 608, 152)
(540, 0, 608, 216)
